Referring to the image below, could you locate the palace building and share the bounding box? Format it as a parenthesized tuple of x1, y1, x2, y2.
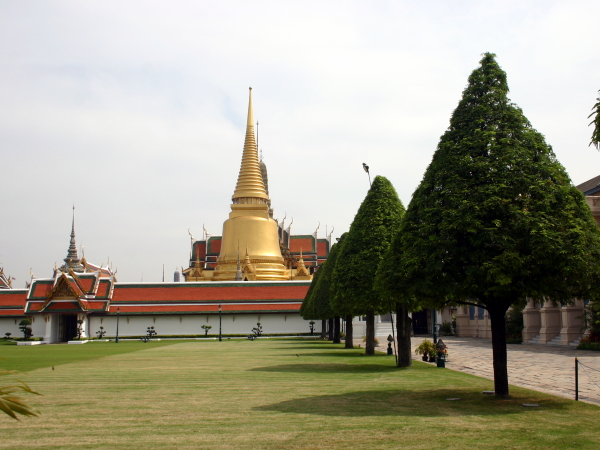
(0, 89, 330, 343)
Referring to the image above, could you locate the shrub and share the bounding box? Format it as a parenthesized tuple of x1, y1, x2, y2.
(577, 337, 600, 351)
(505, 309, 523, 344)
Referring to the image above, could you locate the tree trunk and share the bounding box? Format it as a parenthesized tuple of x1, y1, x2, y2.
(396, 303, 412, 368)
(365, 310, 375, 355)
(328, 318, 334, 341)
(489, 305, 510, 398)
(333, 316, 341, 343)
(320, 319, 326, 339)
(345, 314, 353, 349)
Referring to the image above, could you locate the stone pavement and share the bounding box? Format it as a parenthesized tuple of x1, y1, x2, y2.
(376, 332, 600, 405)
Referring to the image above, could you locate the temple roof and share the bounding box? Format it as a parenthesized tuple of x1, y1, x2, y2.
(3, 279, 310, 317)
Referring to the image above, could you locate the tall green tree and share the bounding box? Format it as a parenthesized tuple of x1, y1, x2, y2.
(309, 233, 350, 347)
(331, 176, 405, 355)
(589, 90, 600, 150)
(391, 53, 600, 396)
(300, 250, 336, 341)
(375, 241, 422, 368)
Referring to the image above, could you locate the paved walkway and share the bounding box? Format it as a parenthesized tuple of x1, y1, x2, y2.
(375, 333, 600, 405)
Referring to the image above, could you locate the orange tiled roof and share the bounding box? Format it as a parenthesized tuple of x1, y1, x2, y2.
(109, 302, 301, 314)
(111, 283, 309, 302)
(0, 290, 27, 307)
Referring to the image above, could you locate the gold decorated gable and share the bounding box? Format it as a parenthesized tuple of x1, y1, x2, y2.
(47, 273, 80, 299)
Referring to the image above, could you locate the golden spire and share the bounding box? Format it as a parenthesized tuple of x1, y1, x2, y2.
(232, 88, 269, 201)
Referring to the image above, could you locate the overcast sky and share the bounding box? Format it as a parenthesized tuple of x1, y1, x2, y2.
(1, 1, 600, 286)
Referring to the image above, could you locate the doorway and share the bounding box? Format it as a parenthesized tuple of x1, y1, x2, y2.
(59, 315, 78, 342)
(412, 309, 430, 335)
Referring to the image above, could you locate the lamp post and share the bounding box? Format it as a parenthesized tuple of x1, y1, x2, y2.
(218, 303, 222, 342)
(362, 163, 371, 186)
(432, 308, 438, 344)
(115, 307, 120, 343)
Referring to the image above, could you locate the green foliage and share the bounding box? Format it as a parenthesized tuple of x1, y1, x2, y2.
(577, 339, 600, 351)
(0, 360, 41, 420)
(505, 308, 523, 344)
(390, 53, 600, 309)
(440, 322, 454, 336)
(589, 90, 600, 150)
(300, 233, 348, 320)
(18, 319, 32, 341)
(580, 301, 600, 343)
(201, 325, 212, 337)
(314, 233, 347, 318)
(299, 260, 322, 320)
(414, 339, 436, 357)
(331, 176, 405, 315)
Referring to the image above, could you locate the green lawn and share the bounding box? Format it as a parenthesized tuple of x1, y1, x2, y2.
(1, 339, 599, 449)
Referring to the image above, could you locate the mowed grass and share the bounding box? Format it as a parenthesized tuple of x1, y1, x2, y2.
(1, 339, 599, 450)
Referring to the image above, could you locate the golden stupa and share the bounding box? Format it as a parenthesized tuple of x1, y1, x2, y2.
(212, 88, 289, 281)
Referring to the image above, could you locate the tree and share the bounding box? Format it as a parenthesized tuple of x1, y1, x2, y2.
(331, 176, 405, 355)
(300, 265, 324, 337)
(375, 237, 423, 368)
(309, 233, 349, 347)
(390, 53, 600, 396)
(201, 325, 212, 337)
(589, 90, 600, 150)
(18, 319, 32, 341)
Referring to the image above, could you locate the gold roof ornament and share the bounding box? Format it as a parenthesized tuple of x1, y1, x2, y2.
(232, 88, 269, 202)
(293, 247, 312, 280)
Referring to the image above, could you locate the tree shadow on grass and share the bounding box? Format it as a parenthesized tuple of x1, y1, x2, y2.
(249, 363, 404, 374)
(273, 344, 347, 350)
(253, 389, 569, 417)
(286, 351, 390, 359)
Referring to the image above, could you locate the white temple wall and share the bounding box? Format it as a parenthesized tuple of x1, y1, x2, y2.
(88, 313, 312, 337)
(0, 317, 45, 339)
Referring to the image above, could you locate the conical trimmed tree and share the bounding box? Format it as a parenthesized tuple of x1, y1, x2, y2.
(375, 239, 424, 367)
(331, 176, 405, 355)
(300, 249, 336, 340)
(308, 233, 350, 347)
(391, 53, 600, 396)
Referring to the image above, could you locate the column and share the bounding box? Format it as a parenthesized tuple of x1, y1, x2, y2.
(43, 315, 52, 342)
(539, 301, 562, 344)
(558, 299, 584, 346)
(522, 299, 541, 342)
(77, 313, 88, 339)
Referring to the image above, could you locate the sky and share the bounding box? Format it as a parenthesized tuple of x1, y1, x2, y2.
(1, 0, 600, 286)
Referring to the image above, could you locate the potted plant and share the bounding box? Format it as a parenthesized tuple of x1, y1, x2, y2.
(414, 339, 435, 362)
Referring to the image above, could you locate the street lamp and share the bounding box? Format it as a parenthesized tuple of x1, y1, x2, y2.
(362, 163, 371, 186)
(218, 303, 222, 342)
(115, 307, 120, 343)
(432, 308, 438, 344)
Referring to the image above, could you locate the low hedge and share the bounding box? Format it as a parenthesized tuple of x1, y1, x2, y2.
(577, 340, 600, 351)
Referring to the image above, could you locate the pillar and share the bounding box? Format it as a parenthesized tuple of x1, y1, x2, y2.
(557, 299, 584, 346)
(539, 301, 562, 344)
(77, 313, 88, 339)
(522, 299, 541, 342)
